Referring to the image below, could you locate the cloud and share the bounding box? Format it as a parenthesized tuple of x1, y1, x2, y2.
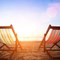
(47, 3, 60, 17)
(39, 3, 60, 23)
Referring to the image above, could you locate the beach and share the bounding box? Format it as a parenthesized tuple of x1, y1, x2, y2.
(0, 41, 60, 60)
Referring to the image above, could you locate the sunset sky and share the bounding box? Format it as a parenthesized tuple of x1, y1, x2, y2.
(0, 0, 60, 41)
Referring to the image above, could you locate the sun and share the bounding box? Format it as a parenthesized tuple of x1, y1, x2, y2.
(13, 24, 43, 41)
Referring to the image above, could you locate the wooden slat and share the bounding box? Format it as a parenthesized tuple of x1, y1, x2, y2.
(0, 26, 11, 29)
(46, 49, 60, 51)
(10, 25, 17, 50)
(45, 25, 51, 36)
(0, 49, 15, 51)
(50, 26, 60, 30)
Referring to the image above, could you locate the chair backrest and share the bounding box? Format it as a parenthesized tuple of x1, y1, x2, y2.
(0, 25, 17, 51)
(44, 25, 60, 47)
(0, 29, 15, 46)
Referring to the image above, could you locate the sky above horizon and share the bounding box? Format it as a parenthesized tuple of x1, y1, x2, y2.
(0, 0, 60, 41)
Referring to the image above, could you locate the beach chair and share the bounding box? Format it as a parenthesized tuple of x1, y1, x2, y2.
(39, 25, 60, 58)
(0, 25, 22, 60)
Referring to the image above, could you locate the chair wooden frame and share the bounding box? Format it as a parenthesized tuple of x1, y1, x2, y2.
(39, 25, 60, 58)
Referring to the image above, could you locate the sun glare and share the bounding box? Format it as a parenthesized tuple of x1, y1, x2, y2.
(14, 24, 43, 41)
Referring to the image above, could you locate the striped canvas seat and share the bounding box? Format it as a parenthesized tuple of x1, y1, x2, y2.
(46, 30, 60, 44)
(0, 29, 15, 47)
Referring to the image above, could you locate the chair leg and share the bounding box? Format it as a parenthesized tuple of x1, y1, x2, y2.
(8, 51, 15, 60)
(0, 44, 4, 49)
(38, 39, 44, 50)
(46, 50, 52, 58)
(56, 44, 60, 48)
(50, 42, 60, 49)
(50, 44, 55, 49)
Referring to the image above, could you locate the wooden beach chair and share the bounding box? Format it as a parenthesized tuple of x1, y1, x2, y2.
(0, 25, 22, 60)
(39, 25, 60, 58)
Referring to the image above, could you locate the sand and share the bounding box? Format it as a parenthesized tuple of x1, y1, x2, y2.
(0, 41, 60, 60)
